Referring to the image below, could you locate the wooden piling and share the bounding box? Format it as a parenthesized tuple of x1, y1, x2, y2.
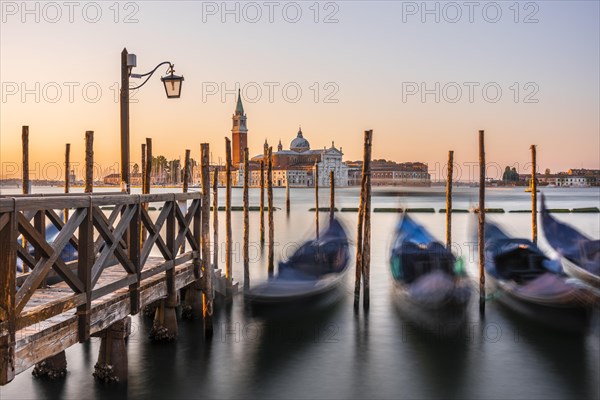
(144, 138, 152, 195)
(361, 131, 373, 310)
(329, 170, 335, 221)
(22, 127, 30, 273)
(64, 143, 70, 222)
(141, 144, 146, 193)
(315, 167, 319, 239)
(267, 147, 274, 277)
(354, 130, 373, 310)
(183, 149, 191, 193)
(478, 130, 486, 315)
(212, 166, 218, 271)
(225, 138, 233, 295)
(530, 145, 537, 244)
(243, 148, 250, 290)
(260, 160, 265, 244)
(141, 143, 147, 243)
(201, 143, 213, 337)
(286, 178, 290, 214)
(445, 150, 454, 249)
(22, 126, 30, 195)
(85, 131, 93, 194)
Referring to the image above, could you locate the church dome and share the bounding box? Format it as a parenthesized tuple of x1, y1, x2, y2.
(290, 127, 310, 152)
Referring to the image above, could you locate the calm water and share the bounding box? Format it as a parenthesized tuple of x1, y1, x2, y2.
(1, 186, 599, 400)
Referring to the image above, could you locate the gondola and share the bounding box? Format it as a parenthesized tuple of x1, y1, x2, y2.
(244, 218, 350, 311)
(541, 195, 600, 288)
(484, 221, 594, 332)
(389, 215, 471, 334)
(17, 213, 78, 276)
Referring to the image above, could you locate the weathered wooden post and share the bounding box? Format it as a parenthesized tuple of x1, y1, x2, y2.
(85, 131, 94, 194)
(141, 144, 147, 192)
(260, 160, 265, 245)
(243, 148, 250, 290)
(354, 130, 372, 310)
(0, 206, 17, 385)
(212, 167, 218, 270)
(361, 131, 373, 311)
(530, 145, 538, 244)
(329, 170, 335, 221)
(21, 126, 30, 273)
(182, 149, 203, 320)
(140, 143, 147, 243)
(93, 318, 130, 383)
(180, 149, 191, 254)
(150, 194, 178, 341)
(446, 150, 454, 249)
(144, 138, 152, 195)
(225, 138, 233, 296)
(315, 166, 320, 239)
(201, 144, 213, 338)
(267, 147, 274, 277)
(286, 178, 291, 214)
(184, 149, 191, 192)
(64, 143, 70, 222)
(478, 130, 486, 315)
(22, 126, 30, 195)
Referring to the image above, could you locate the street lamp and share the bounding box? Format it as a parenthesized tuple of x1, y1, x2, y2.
(120, 48, 184, 193)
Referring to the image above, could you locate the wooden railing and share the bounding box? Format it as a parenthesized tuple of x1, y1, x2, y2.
(0, 192, 204, 384)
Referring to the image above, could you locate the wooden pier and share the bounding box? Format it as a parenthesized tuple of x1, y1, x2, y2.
(0, 192, 235, 385)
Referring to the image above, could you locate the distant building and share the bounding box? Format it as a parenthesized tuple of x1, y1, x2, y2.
(537, 168, 599, 187)
(347, 160, 431, 186)
(228, 91, 348, 187)
(103, 173, 143, 186)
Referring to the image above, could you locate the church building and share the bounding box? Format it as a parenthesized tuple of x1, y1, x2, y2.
(229, 91, 349, 187)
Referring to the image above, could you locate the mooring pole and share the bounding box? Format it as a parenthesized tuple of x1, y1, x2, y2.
(329, 170, 335, 221)
(180, 149, 191, 254)
(145, 139, 152, 195)
(184, 149, 191, 193)
(243, 147, 250, 290)
(361, 130, 373, 311)
(64, 143, 70, 222)
(530, 145, 538, 244)
(140, 143, 147, 243)
(201, 143, 213, 338)
(22, 126, 29, 195)
(225, 138, 233, 296)
(354, 130, 372, 310)
(315, 167, 319, 239)
(85, 131, 94, 194)
(267, 147, 274, 277)
(21, 126, 30, 273)
(120, 48, 131, 194)
(478, 130, 486, 315)
(212, 166, 218, 271)
(260, 160, 265, 245)
(286, 178, 290, 214)
(446, 150, 454, 249)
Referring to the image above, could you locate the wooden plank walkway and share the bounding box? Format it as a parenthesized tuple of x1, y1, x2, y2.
(12, 256, 236, 377)
(0, 190, 238, 385)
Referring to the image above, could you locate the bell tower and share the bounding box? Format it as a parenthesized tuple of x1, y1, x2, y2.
(232, 89, 247, 166)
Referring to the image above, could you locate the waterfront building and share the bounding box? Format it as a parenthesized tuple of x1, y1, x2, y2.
(347, 160, 431, 186)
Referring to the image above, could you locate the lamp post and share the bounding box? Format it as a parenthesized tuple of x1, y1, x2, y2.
(120, 48, 184, 193)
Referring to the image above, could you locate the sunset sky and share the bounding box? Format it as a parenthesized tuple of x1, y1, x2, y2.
(1, 1, 598, 181)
